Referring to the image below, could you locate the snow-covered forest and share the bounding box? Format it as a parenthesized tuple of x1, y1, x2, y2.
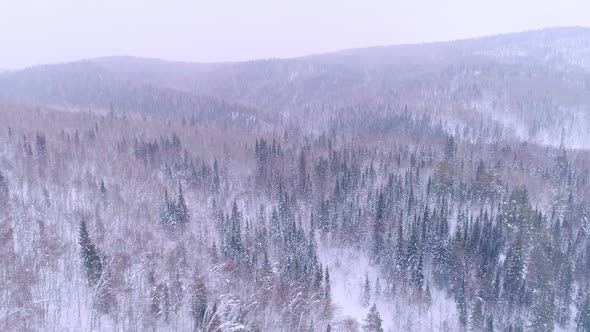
(1, 27, 590, 331)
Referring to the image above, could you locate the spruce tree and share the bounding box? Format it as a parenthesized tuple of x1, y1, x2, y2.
(455, 277, 468, 328)
(176, 182, 189, 228)
(99, 179, 107, 198)
(411, 252, 424, 288)
(362, 304, 384, 332)
(78, 221, 102, 286)
(213, 159, 220, 192)
(577, 295, 590, 332)
(371, 192, 386, 263)
(160, 190, 174, 229)
(503, 232, 525, 306)
(324, 266, 332, 309)
(0, 171, 9, 209)
(362, 274, 371, 307)
(224, 200, 244, 260)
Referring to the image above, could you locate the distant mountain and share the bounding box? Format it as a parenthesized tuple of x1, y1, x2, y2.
(1, 27, 590, 148)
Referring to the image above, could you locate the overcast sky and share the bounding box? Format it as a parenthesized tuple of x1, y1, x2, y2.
(1, 0, 589, 69)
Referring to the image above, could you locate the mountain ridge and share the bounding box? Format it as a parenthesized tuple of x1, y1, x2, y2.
(1, 26, 589, 148)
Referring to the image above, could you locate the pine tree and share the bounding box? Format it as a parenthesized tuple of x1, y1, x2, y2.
(298, 149, 308, 197)
(224, 200, 244, 260)
(529, 238, 555, 331)
(424, 284, 432, 308)
(395, 219, 406, 278)
(362, 304, 384, 332)
(577, 295, 590, 332)
(445, 135, 456, 160)
(160, 190, 174, 229)
(406, 224, 421, 284)
(78, 221, 102, 286)
(324, 266, 332, 315)
(411, 252, 424, 288)
(470, 294, 484, 330)
(314, 263, 324, 292)
(99, 179, 107, 198)
(455, 277, 468, 328)
(486, 316, 494, 332)
(0, 171, 9, 209)
(270, 207, 281, 241)
(371, 192, 386, 263)
(530, 287, 555, 332)
(558, 260, 574, 326)
(362, 274, 371, 307)
(375, 277, 381, 300)
(304, 224, 319, 283)
(503, 232, 525, 306)
(431, 217, 450, 288)
(175, 182, 189, 228)
(213, 159, 220, 192)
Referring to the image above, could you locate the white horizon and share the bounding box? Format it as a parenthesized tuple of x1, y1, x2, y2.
(1, 0, 589, 70)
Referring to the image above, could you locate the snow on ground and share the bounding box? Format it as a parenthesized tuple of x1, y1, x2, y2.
(320, 245, 458, 332)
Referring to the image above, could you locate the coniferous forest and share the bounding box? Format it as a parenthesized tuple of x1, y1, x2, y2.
(1, 28, 590, 331)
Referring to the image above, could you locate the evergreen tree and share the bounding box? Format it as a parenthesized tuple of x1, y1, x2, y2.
(431, 217, 450, 287)
(314, 263, 324, 292)
(270, 207, 281, 241)
(362, 273, 371, 307)
(99, 179, 107, 198)
(78, 221, 102, 286)
(557, 260, 574, 326)
(298, 149, 308, 197)
(411, 252, 424, 288)
(0, 171, 9, 209)
(577, 295, 590, 332)
(530, 287, 555, 332)
(375, 277, 381, 300)
(371, 192, 386, 263)
(175, 182, 189, 228)
(213, 159, 220, 192)
(445, 135, 456, 160)
(324, 266, 332, 313)
(503, 232, 525, 306)
(160, 190, 174, 229)
(406, 224, 421, 284)
(395, 219, 406, 278)
(455, 277, 468, 328)
(362, 304, 384, 332)
(528, 238, 555, 331)
(304, 224, 319, 283)
(224, 200, 244, 260)
(470, 294, 484, 330)
(486, 316, 494, 332)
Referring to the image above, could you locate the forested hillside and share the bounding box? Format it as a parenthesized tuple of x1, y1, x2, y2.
(1, 28, 590, 331)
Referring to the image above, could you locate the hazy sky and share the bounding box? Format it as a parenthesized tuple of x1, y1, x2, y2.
(1, 0, 589, 69)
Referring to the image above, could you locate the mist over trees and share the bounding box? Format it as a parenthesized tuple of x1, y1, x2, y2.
(1, 27, 590, 331)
